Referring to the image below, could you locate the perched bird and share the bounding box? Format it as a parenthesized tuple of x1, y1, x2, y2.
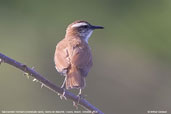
(54, 20, 104, 96)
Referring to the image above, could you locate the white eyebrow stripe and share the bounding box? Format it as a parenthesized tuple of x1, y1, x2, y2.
(71, 23, 88, 28)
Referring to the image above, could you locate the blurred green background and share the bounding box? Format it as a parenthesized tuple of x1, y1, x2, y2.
(0, 0, 171, 114)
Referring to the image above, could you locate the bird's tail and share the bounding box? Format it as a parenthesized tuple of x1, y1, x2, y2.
(66, 66, 85, 89)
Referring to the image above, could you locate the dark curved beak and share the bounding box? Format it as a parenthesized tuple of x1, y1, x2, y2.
(91, 25, 104, 30)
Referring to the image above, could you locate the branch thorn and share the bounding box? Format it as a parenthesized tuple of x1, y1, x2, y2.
(33, 78, 37, 82)
(41, 83, 44, 88)
(31, 66, 35, 70)
(24, 72, 30, 79)
(0, 58, 3, 65)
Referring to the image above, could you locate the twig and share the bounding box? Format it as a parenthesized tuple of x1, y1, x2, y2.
(0, 53, 104, 114)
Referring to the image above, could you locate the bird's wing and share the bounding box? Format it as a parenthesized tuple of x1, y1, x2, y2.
(54, 39, 70, 75)
(70, 42, 93, 77)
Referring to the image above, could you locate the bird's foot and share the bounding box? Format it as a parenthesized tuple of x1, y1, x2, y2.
(73, 101, 79, 109)
(73, 92, 84, 109)
(58, 88, 67, 100)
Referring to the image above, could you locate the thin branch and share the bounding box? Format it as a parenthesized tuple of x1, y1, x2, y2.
(0, 53, 104, 114)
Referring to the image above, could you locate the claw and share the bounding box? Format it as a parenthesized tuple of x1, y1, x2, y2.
(73, 101, 78, 109)
(73, 89, 83, 109)
(76, 94, 82, 105)
(58, 77, 67, 100)
(59, 90, 67, 100)
(73, 96, 82, 109)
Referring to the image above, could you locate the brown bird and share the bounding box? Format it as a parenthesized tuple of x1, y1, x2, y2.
(54, 20, 104, 97)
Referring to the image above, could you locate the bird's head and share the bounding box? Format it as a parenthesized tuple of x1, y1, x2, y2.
(66, 20, 104, 43)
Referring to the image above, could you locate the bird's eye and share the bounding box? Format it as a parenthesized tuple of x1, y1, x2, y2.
(82, 25, 88, 28)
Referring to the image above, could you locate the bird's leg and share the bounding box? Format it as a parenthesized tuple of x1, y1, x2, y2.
(78, 88, 82, 97)
(77, 88, 84, 103)
(59, 77, 67, 100)
(73, 89, 83, 108)
(61, 76, 67, 89)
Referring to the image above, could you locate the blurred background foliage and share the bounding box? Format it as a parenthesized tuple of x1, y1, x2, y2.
(0, 0, 171, 114)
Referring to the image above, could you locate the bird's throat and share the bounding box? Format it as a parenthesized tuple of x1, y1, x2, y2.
(83, 31, 93, 43)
